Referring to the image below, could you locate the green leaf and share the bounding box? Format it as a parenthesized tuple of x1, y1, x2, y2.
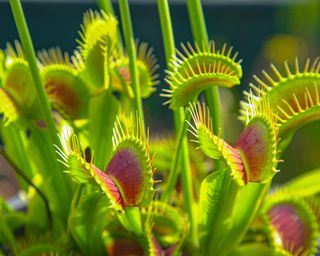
(0, 88, 20, 125)
(0, 49, 5, 86)
(199, 169, 240, 255)
(229, 243, 283, 256)
(28, 126, 72, 228)
(24, 192, 49, 235)
(0, 198, 19, 253)
(141, 201, 189, 247)
(1, 124, 34, 184)
(68, 192, 111, 255)
(19, 244, 64, 256)
(283, 168, 320, 198)
(89, 90, 119, 169)
(221, 183, 269, 255)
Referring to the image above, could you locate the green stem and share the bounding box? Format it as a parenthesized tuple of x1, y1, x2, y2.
(97, 0, 114, 14)
(0, 219, 19, 255)
(9, 0, 72, 226)
(186, 0, 223, 138)
(161, 112, 189, 202)
(157, 0, 198, 249)
(117, 207, 143, 236)
(126, 207, 143, 235)
(119, 0, 144, 134)
(98, 0, 124, 50)
(157, 0, 175, 62)
(118, 0, 143, 234)
(186, 0, 208, 44)
(9, 0, 60, 147)
(205, 172, 240, 255)
(221, 183, 269, 254)
(185, 3, 244, 253)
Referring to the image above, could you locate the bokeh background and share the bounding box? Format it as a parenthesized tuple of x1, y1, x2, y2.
(0, 0, 319, 184)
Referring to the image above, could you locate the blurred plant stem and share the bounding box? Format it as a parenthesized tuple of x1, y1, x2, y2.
(119, 0, 145, 136)
(157, 0, 198, 250)
(186, 0, 224, 139)
(118, 0, 143, 233)
(9, 0, 59, 147)
(98, 0, 124, 49)
(97, 0, 114, 14)
(185, 1, 241, 254)
(9, 0, 72, 227)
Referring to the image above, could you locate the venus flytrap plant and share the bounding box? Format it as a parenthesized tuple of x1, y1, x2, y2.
(56, 114, 155, 212)
(235, 96, 279, 182)
(240, 58, 320, 150)
(159, 40, 243, 252)
(186, 97, 279, 255)
(1, 0, 320, 255)
(224, 60, 320, 254)
(54, 115, 156, 252)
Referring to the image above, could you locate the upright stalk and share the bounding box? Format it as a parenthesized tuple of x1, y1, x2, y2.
(119, 0, 144, 134)
(119, 0, 143, 233)
(160, 113, 190, 202)
(221, 183, 269, 253)
(97, 0, 114, 14)
(157, 0, 198, 249)
(98, 0, 124, 50)
(9, 0, 60, 147)
(186, 0, 223, 137)
(9, 0, 72, 226)
(185, 1, 242, 254)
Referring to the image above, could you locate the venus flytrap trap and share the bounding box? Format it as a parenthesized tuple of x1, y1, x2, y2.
(56, 114, 155, 211)
(187, 102, 246, 185)
(261, 191, 319, 255)
(110, 42, 159, 99)
(76, 9, 119, 91)
(0, 0, 320, 255)
(161, 41, 242, 109)
(1, 41, 40, 125)
(240, 58, 320, 149)
(37, 47, 90, 120)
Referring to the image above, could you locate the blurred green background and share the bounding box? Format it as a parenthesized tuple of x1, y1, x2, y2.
(0, 0, 319, 184)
